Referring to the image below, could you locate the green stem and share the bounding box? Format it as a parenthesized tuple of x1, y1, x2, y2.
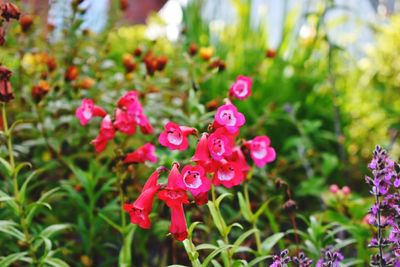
(183, 239, 202, 267)
(2, 103, 37, 265)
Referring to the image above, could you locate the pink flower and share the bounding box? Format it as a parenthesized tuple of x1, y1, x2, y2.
(192, 133, 212, 167)
(118, 91, 139, 109)
(226, 146, 250, 173)
(91, 115, 115, 153)
(124, 143, 157, 164)
(245, 136, 276, 168)
(207, 128, 234, 160)
(127, 104, 154, 135)
(342, 186, 351, 196)
(158, 163, 188, 207)
(114, 108, 136, 135)
(213, 160, 244, 188)
(169, 204, 188, 241)
(75, 99, 106, 126)
(329, 184, 339, 194)
(124, 168, 166, 229)
(214, 103, 245, 134)
(229, 75, 252, 100)
(159, 122, 197, 151)
(181, 165, 210, 201)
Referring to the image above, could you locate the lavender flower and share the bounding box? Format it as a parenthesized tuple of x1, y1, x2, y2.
(293, 252, 313, 267)
(270, 249, 291, 267)
(366, 145, 400, 266)
(316, 248, 343, 267)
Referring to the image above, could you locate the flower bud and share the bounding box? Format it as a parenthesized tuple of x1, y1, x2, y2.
(64, 66, 79, 82)
(155, 55, 168, 71)
(341, 186, 351, 196)
(122, 54, 136, 73)
(266, 48, 276, 58)
(0, 66, 14, 103)
(46, 56, 57, 72)
(31, 80, 50, 102)
(188, 43, 198, 56)
(1, 2, 20, 21)
(282, 199, 297, 213)
(329, 184, 339, 194)
(19, 14, 34, 32)
(79, 77, 95, 90)
(0, 27, 5, 46)
(199, 47, 214, 61)
(133, 47, 142, 57)
(120, 0, 129, 11)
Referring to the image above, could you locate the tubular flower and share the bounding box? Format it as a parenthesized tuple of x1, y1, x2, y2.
(91, 115, 115, 153)
(124, 168, 165, 229)
(118, 91, 139, 109)
(124, 143, 157, 164)
(114, 108, 136, 135)
(226, 146, 250, 173)
(127, 104, 154, 135)
(158, 163, 188, 207)
(214, 103, 245, 134)
(207, 128, 234, 160)
(181, 165, 210, 202)
(245, 136, 276, 168)
(75, 99, 106, 126)
(213, 160, 244, 188)
(169, 204, 188, 241)
(159, 122, 197, 151)
(192, 133, 212, 167)
(229, 75, 252, 100)
(0, 66, 14, 103)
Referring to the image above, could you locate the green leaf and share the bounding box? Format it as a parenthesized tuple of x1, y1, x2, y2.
(0, 157, 12, 178)
(207, 201, 226, 236)
(19, 169, 41, 204)
(43, 257, 70, 267)
(188, 221, 202, 238)
(26, 187, 60, 223)
(201, 245, 233, 267)
(98, 212, 123, 233)
(248, 256, 272, 267)
(119, 224, 136, 267)
(238, 192, 253, 222)
(195, 244, 218, 250)
(0, 252, 28, 267)
(41, 224, 71, 238)
(232, 228, 258, 254)
(0, 220, 24, 240)
(215, 193, 232, 208)
(261, 232, 285, 253)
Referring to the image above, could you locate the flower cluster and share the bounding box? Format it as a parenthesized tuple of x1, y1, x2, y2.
(270, 250, 313, 267)
(75, 91, 155, 160)
(366, 145, 400, 266)
(124, 76, 276, 241)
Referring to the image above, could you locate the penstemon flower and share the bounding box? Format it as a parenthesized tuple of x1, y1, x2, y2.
(114, 108, 137, 135)
(0, 66, 14, 103)
(124, 143, 157, 164)
(212, 160, 244, 188)
(229, 75, 252, 100)
(0, 2, 20, 21)
(124, 167, 166, 229)
(207, 128, 234, 160)
(158, 122, 197, 151)
(91, 115, 115, 153)
(245, 136, 276, 168)
(75, 98, 106, 126)
(214, 102, 245, 134)
(180, 165, 211, 204)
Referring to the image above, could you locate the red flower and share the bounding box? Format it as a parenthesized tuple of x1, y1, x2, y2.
(159, 122, 196, 151)
(124, 168, 166, 229)
(214, 103, 245, 134)
(114, 108, 136, 135)
(181, 165, 210, 201)
(245, 136, 276, 168)
(0, 28, 5, 46)
(124, 143, 157, 164)
(226, 146, 250, 173)
(213, 160, 244, 188)
(207, 128, 234, 160)
(158, 163, 188, 207)
(229, 76, 252, 100)
(0, 66, 14, 103)
(75, 99, 106, 126)
(91, 115, 115, 153)
(0, 3, 20, 21)
(169, 204, 188, 241)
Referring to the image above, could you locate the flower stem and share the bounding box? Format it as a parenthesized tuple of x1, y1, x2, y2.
(375, 194, 384, 267)
(2, 103, 37, 264)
